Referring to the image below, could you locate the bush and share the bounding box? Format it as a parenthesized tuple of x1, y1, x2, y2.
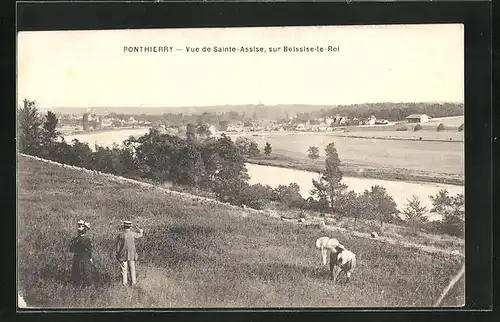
(438, 222, 464, 238)
(246, 183, 277, 201)
(437, 123, 446, 132)
(235, 137, 260, 157)
(401, 195, 428, 232)
(264, 142, 272, 155)
(274, 183, 305, 209)
(458, 123, 464, 132)
(302, 197, 329, 211)
(307, 146, 320, 160)
(396, 126, 408, 131)
(429, 189, 465, 238)
(213, 181, 271, 210)
(413, 124, 422, 132)
(356, 186, 399, 227)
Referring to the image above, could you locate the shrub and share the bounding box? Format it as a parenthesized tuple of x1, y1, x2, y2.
(401, 195, 428, 232)
(413, 124, 422, 132)
(335, 190, 363, 224)
(274, 183, 305, 209)
(246, 183, 277, 201)
(303, 197, 329, 211)
(437, 123, 446, 132)
(429, 189, 464, 237)
(357, 185, 399, 227)
(307, 146, 320, 160)
(213, 180, 271, 210)
(264, 142, 272, 155)
(235, 137, 260, 157)
(458, 123, 464, 132)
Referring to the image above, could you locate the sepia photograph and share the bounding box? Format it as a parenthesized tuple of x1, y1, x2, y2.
(17, 24, 466, 309)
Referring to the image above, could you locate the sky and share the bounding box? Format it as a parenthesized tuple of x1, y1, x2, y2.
(17, 24, 464, 108)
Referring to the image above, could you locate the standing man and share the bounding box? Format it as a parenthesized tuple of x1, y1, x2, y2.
(115, 220, 144, 286)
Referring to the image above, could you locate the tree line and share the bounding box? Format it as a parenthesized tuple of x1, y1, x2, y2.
(58, 102, 463, 130)
(295, 102, 463, 123)
(18, 99, 464, 238)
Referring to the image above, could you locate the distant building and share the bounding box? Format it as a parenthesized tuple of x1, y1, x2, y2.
(364, 115, 376, 125)
(165, 127, 177, 135)
(325, 117, 334, 126)
(207, 125, 217, 135)
(82, 113, 90, 131)
(406, 114, 431, 123)
(338, 117, 349, 125)
(102, 117, 113, 127)
(296, 124, 306, 131)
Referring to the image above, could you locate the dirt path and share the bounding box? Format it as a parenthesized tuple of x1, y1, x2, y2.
(18, 154, 464, 259)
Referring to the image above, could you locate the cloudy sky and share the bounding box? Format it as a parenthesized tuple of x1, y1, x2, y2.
(17, 24, 464, 108)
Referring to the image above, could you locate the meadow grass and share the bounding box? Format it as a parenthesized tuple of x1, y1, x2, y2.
(17, 156, 464, 308)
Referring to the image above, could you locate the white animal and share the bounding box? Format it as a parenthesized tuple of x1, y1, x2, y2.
(315, 236, 343, 266)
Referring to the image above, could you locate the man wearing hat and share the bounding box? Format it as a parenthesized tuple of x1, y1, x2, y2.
(115, 220, 144, 286)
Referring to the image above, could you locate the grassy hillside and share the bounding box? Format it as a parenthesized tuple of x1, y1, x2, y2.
(17, 155, 464, 308)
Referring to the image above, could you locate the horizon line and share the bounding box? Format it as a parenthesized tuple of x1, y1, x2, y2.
(36, 101, 465, 110)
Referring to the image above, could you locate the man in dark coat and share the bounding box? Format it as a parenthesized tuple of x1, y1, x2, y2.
(69, 221, 93, 287)
(115, 220, 144, 286)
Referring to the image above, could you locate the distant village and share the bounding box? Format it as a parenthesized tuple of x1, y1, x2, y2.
(56, 110, 433, 135)
(57, 112, 152, 134)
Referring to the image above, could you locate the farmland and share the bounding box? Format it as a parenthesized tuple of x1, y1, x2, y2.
(335, 116, 464, 141)
(237, 133, 463, 176)
(234, 117, 465, 185)
(17, 155, 464, 308)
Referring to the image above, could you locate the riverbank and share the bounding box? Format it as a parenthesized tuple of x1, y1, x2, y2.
(247, 154, 465, 186)
(228, 129, 464, 142)
(60, 126, 151, 137)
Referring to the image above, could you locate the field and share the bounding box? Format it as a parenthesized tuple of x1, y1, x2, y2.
(336, 116, 464, 141)
(17, 155, 464, 308)
(233, 133, 463, 179)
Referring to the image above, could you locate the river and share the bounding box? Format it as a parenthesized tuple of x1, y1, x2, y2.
(63, 129, 464, 221)
(64, 128, 151, 147)
(245, 163, 463, 221)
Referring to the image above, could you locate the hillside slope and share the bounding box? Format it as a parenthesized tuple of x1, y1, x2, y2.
(17, 155, 464, 308)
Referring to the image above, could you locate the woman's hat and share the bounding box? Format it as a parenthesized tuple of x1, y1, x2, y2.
(123, 220, 133, 227)
(77, 220, 85, 226)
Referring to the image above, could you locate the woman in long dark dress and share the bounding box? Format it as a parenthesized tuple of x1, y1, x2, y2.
(69, 222, 93, 287)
